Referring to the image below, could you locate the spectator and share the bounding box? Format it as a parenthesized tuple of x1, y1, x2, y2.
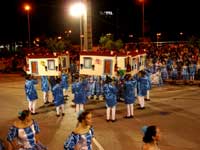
(7, 110, 47, 150)
(141, 125, 161, 150)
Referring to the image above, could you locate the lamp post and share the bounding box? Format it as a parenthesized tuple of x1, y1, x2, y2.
(69, 2, 86, 51)
(24, 4, 31, 49)
(156, 33, 161, 48)
(139, 0, 145, 39)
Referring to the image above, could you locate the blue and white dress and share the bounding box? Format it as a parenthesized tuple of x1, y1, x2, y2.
(52, 83, 64, 107)
(41, 76, 49, 92)
(137, 76, 148, 96)
(124, 80, 137, 104)
(25, 79, 38, 101)
(103, 83, 118, 107)
(61, 73, 69, 90)
(72, 80, 88, 104)
(7, 120, 46, 150)
(64, 127, 94, 150)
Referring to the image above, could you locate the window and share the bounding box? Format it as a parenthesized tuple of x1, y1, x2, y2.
(62, 57, 67, 68)
(84, 57, 92, 69)
(48, 60, 55, 70)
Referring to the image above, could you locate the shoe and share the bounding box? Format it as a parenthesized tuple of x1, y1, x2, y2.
(137, 107, 145, 110)
(124, 116, 130, 119)
(111, 119, 116, 122)
(56, 114, 60, 117)
(44, 101, 50, 104)
(129, 115, 134, 118)
(145, 99, 150, 101)
(62, 113, 65, 116)
(31, 112, 38, 115)
(106, 119, 110, 122)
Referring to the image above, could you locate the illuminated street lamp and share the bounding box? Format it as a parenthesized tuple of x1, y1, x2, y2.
(139, 0, 145, 39)
(69, 2, 86, 51)
(24, 4, 31, 49)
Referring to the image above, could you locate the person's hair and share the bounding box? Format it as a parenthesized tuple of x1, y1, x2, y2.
(55, 77, 61, 84)
(77, 110, 91, 123)
(18, 110, 30, 121)
(143, 125, 157, 143)
(25, 74, 31, 80)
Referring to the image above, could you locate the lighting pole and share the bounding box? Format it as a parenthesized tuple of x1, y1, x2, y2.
(69, 2, 86, 51)
(156, 33, 161, 48)
(24, 4, 31, 49)
(139, 0, 145, 39)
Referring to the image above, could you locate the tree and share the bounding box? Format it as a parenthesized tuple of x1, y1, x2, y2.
(99, 34, 124, 51)
(45, 37, 72, 52)
(115, 39, 123, 51)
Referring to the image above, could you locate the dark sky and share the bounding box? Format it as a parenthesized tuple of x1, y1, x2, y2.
(0, 0, 200, 43)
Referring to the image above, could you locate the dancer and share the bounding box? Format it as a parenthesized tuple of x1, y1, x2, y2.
(52, 77, 65, 117)
(103, 76, 118, 122)
(64, 110, 104, 150)
(41, 75, 50, 104)
(137, 71, 148, 109)
(24, 74, 38, 115)
(124, 74, 136, 118)
(7, 110, 47, 149)
(141, 125, 161, 150)
(72, 76, 88, 113)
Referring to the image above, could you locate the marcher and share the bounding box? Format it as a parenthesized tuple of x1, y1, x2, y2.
(94, 76, 104, 100)
(24, 74, 38, 115)
(72, 76, 88, 113)
(141, 125, 161, 150)
(144, 69, 152, 101)
(61, 70, 69, 97)
(137, 71, 148, 109)
(123, 74, 136, 118)
(103, 76, 118, 122)
(41, 76, 50, 104)
(64, 110, 104, 150)
(7, 110, 47, 150)
(52, 77, 65, 117)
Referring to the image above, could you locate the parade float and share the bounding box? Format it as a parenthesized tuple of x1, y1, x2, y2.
(79, 50, 146, 77)
(25, 51, 70, 76)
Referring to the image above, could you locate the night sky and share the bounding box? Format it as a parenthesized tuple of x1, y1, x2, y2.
(0, 0, 200, 43)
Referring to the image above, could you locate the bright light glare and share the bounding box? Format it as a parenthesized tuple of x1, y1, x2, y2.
(69, 2, 86, 17)
(24, 4, 31, 11)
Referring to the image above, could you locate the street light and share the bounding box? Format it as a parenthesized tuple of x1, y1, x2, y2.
(69, 2, 86, 51)
(139, 0, 145, 39)
(24, 4, 31, 49)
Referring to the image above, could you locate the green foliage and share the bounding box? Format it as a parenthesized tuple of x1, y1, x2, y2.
(115, 39, 123, 50)
(45, 37, 72, 52)
(99, 34, 124, 50)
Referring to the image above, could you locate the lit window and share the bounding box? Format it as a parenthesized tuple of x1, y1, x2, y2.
(84, 57, 92, 69)
(48, 60, 55, 70)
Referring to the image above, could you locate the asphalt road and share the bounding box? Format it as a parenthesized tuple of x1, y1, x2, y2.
(0, 74, 200, 150)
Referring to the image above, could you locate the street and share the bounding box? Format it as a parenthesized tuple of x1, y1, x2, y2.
(0, 74, 200, 150)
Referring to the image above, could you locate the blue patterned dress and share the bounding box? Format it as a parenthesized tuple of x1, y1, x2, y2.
(7, 120, 46, 150)
(72, 80, 88, 104)
(52, 83, 64, 106)
(124, 80, 137, 104)
(25, 79, 38, 101)
(41, 76, 49, 92)
(64, 127, 94, 150)
(103, 83, 118, 107)
(61, 73, 69, 90)
(137, 76, 148, 96)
